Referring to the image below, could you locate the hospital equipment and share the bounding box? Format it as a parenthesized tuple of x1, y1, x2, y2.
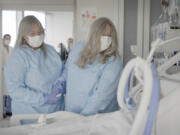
(126, 35, 180, 134)
(158, 51, 180, 81)
(168, 0, 180, 28)
(151, 0, 180, 42)
(150, 37, 180, 102)
(148, 35, 180, 135)
(118, 57, 160, 135)
(147, 35, 180, 67)
(151, 0, 169, 41)
(147, 36, 180, 82)
(147, 36, 180, 62)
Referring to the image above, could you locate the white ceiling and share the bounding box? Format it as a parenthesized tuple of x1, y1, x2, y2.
(0, 0, 74, 11)
(0, 0, 74, 5)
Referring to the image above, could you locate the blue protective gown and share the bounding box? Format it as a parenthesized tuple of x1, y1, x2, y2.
(4, 44, 63, 114)
(60, 42, 123, 116)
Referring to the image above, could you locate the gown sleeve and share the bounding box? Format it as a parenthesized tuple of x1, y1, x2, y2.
(4, 49, 45, 105)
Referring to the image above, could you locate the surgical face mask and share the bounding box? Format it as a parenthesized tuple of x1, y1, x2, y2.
(100, 36, 112, 52)
(4, 39, 10, 45)
(27, 34, 44, 48)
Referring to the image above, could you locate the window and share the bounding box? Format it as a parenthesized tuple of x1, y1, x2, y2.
(1, 10, 73, 51)
(46, 11, 73, 51)
(24, 11, 46, 28)
(2, 10, 17, 47)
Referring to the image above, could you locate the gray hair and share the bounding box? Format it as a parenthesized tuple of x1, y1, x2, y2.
(15, 15, 46, 56)
(77, 17, 119, 68)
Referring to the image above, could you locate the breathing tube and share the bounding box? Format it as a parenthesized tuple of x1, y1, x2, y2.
(117, 57, 160, 135)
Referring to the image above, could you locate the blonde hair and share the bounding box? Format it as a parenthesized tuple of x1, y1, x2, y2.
(15, 15, 46, 56)
(77, 17, 119, 68)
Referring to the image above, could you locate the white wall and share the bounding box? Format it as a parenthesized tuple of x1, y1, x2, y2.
(46, 11, 73, 51)
(74, 0, 118, 43)
(0, 0, 74, 11)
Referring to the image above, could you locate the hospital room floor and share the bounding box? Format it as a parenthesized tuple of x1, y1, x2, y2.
(0, 117, 11, 128)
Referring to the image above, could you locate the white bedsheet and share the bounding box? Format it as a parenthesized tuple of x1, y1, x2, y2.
(160, 79, 180, 96)
(156, 87, 180, 135)
(0, 111, 133, 135)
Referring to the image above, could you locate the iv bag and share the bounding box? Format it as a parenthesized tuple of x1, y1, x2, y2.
(151, 0, 170, 41)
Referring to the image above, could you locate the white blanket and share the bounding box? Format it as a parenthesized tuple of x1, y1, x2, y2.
(0, 111, 133, 135)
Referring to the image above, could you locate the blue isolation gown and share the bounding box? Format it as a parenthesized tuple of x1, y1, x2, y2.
(4, 44, 63, 114)
(59, 42, 123, 116)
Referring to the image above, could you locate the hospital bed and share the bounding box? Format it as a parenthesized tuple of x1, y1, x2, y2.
(0, 57, 154, 135)
(0, 38, 180, 135)
(0, 86, 179, 135)
(157, 85, 180, 135)
(0, 57, 157, 135)
(151, 37, 180, 135)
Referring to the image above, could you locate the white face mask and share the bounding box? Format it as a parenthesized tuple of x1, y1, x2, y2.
(4, 39, 11, 45)
(27, 34, 44, 48)
(100, 36, 112, 52)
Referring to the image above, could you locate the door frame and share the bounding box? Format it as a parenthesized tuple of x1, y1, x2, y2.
(137, 0, 150, 58)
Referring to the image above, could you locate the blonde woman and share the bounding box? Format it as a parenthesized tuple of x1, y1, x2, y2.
(53, 17, 123, 116)
(4, 16, 64, 118)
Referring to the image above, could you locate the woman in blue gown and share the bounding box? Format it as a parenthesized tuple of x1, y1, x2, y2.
(4, 16, 64, 115)
(53, 17, 123, 116)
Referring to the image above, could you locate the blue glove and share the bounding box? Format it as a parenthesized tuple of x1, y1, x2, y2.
(44, 88, 62, 104)
(52, 80, 66, 95)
